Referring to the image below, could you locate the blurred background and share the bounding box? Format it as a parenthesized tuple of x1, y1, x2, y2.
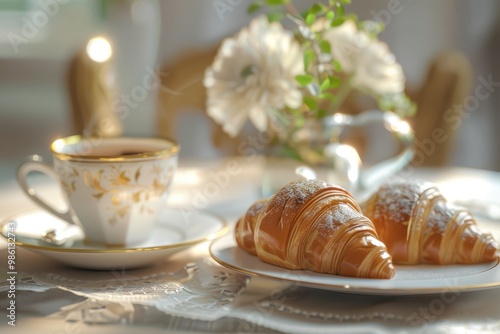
(1, 0, 500, 184)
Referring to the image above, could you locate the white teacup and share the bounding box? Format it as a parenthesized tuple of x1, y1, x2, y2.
(17, 135, 179, 246)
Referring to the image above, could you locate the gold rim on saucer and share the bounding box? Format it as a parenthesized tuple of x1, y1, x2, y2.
(1, 209, 227, 254)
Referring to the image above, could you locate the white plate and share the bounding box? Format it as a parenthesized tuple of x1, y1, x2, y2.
(210, 221, 500, 295)
(2, 208, 227, 270)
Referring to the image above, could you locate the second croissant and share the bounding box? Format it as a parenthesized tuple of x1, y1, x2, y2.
(363, 179, 499, 265)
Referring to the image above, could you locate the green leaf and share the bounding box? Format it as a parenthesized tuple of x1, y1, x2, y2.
(318, 40, 331, 54)
(306, 12, 316, 25)
(303, 49, 315, 70)
(319, 92, 335, 100)
(331, 59, 342, 72)
(309, 3, 327, 14)
(267, 11, 284, 22)
(331, 17, 345, 27)
(325, 10, 335, 20)
(295, 74, 314, 86)
(266, 0, 285, 5)
(320, 78, 330, 92)
(303, 96, 318, 110)
(329, 76, 341, 88)
(247, 3, 261, 14)
(339, 0, 351, 4)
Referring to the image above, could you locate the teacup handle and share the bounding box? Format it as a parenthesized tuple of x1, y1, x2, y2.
(17, 155, 77, 225)
(324, 110, 414, 191)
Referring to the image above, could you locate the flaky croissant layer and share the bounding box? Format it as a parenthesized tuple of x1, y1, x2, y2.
(363, 180, 499, 265)
(235, 180, 396, 279)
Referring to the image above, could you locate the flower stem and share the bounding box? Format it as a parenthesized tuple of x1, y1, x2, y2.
(284, 2, 300, 17)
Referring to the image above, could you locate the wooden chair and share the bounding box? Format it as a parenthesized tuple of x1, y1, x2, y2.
(67, 45, 123, 138)
(409, 51, 472, 166)
(155, 48, 472, 165)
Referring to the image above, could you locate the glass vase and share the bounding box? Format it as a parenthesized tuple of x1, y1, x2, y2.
(262, 109, 414, 200)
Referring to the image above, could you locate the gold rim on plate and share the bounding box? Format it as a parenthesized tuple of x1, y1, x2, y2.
(209, 234, 500, 295)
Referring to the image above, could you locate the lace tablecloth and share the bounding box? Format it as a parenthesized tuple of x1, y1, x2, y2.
(2, 160, 500, 333)
(2, 240, 500, 334)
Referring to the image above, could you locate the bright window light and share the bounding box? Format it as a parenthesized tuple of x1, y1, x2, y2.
(86, 36, 112, 63)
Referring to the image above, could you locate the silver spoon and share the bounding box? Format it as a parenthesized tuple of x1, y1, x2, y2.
(42, 225, 83, 246)
(11, 224, 83, 247)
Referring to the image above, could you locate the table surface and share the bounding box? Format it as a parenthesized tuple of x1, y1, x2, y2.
(2, 156, 500, 334)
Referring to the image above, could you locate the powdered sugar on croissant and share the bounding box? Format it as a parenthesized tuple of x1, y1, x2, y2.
(363, 179, 499, 265)
(235, 179, 395, 279)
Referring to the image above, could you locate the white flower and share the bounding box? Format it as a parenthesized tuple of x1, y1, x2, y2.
(351, 40, 405, 95)
(323, 20, 405, 95)
(322, 20, 370, 73)
(204, 16, 304, 137)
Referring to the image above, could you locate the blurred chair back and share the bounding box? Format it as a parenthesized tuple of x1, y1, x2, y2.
(410, 51, 472, 166)
(67, 42, 123, 138)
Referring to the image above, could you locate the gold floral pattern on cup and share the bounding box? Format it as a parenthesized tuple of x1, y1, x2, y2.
(55, 164, 175, 226)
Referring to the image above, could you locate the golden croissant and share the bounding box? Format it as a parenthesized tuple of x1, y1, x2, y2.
(235, 179, 396, 279)
(363, 180, 499, 265)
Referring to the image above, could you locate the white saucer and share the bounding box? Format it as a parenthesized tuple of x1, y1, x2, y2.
(210, 219, 500, 296)
(1, 208, 227, 270)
